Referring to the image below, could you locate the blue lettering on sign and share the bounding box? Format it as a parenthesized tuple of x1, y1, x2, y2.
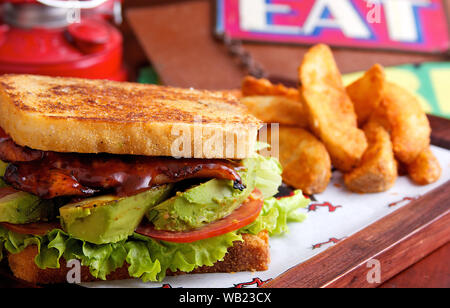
(312, 3, 337, 36)
(413, 5, 424, 44)
(265, 0, 298, 27)
(320, 6, 333, 19)
(310, 0, 371, 38)
(411, 1, 434, 44)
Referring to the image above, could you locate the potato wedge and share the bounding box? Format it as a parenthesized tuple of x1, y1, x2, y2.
(299, 44, 367, 172)
(346, 64, 385, 126)
(242, 76, 300, 101)
(344, 119, 398, 193)
(215, 89, 242, 99)
(240, 96, 308, 127)
(407, 147, 441, 185)
(374, 82, 431, 164)
(265, 125, 331, 195)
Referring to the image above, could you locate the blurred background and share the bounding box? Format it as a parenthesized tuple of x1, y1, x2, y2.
(0, 0, 448, 119)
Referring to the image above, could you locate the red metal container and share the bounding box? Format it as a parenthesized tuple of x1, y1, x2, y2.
(0, 0, 127, 80)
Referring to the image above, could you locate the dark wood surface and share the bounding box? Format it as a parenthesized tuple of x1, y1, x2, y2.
(380, 242, 450, 288)
(429, 115, 450, 150)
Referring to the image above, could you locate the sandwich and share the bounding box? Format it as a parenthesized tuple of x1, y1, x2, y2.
(0, 74, 308, 284)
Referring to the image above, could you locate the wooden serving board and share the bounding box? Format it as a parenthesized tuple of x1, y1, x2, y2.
(0, 115, 448, 288)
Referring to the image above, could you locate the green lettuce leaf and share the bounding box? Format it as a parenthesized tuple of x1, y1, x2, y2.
(240, 190, 309, 236)
(131, 231, 242, 281)
(254, 141, 270, 152)
(0, 160, 7, 176)
(0, 225, 242, 282)
(0, 159, 8, 187)
(246, 154, 282, 199)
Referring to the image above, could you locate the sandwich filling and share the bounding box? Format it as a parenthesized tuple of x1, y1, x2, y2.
(0, 128, 245, 199)
(0, 128, 309, 282)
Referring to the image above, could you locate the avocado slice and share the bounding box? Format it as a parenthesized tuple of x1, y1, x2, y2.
(148, 157, 262, 232)
(0, 160, 8, 188)
(0, 187, 54, 224)
(0, 160, 7, 175)
(148, 155, 283, 232)
(148, 178, 253, 232)
(59, 185, 172, 244)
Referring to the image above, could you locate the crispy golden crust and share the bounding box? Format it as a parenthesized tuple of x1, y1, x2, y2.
(299, 44, 367, 172)
(240, 96, 309, 127)
(0, 74, 261, 159)
(346, 64, 385, 126)
(241, 76, 301, 101)
(240, 77, 308, 127)
(407, 147, 441, 185)
(274, 126, 331, 195)
(344, 120, 398, 193)
(7, 232, 269, 285)
(183, 232, 269, 274)
(373, 82, 431, 165)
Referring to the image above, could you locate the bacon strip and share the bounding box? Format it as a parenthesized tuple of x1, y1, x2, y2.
(0, 129, 244, 199)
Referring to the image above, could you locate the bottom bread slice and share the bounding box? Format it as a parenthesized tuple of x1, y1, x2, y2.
(7, 232, 270, 284)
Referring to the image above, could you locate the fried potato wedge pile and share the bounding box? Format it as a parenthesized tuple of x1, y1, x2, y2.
(235, 43, 440, 195)
(344, 65, 442, 192)
(346, 66, 439, 190)
(240, 74, 331, 194)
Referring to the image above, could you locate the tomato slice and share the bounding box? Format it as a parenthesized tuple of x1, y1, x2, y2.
(135, 188, 264, 243)
(0, 222, 60, 236)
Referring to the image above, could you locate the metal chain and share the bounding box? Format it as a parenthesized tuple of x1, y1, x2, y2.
(222, 35, 267, 79)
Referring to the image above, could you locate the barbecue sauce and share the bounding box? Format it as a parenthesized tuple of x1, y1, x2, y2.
(0, 128, 244, 199)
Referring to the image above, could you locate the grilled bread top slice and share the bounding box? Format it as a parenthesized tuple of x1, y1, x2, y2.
(0, 74, 261, 159)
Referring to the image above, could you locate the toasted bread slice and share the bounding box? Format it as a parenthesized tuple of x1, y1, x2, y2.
(0, 75, 261, 159)
(7, 232, 269, 285)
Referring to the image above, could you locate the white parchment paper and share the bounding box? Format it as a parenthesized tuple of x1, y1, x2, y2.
(83, 145, 450, 288)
